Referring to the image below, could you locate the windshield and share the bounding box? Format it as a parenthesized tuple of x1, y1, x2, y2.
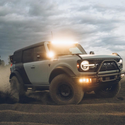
(47, 43, 86, 55)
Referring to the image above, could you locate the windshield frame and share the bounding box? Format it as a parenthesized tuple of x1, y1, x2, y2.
(47, 43, 87, 56)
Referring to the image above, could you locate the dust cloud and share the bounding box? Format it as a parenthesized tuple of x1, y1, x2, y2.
(0, 66, 10, 93)
(123, 61, 125, 71)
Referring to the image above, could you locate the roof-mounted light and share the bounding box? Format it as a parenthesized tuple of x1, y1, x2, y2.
(51, 40, 78, 45)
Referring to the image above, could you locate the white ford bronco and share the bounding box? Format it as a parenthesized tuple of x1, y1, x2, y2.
(10, 41, 124, 104)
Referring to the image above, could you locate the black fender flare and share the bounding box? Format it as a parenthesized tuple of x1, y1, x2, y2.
(10, 71, 24, 86)
(49, 66, 76, 83)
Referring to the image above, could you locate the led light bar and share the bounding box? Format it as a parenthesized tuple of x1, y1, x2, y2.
(51, 40, 78, 45)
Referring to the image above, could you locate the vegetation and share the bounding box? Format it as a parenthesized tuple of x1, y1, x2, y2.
(0, 56, 5, 67)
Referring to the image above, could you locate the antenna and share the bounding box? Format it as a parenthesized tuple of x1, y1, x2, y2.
(51, 31, 53, 40)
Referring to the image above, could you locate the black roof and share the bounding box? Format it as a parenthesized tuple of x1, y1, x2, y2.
(14, 41, 49, 54)
(12, 41, 50, 64)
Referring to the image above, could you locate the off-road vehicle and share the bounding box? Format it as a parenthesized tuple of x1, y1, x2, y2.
(10, 41, 124, 104)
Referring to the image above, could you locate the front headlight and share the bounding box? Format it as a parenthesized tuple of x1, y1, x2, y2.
(118, 59, 123, 64)
(80, 61, 89, 71)
(117, 59, 123, 70)
(80, 60, 97, 71)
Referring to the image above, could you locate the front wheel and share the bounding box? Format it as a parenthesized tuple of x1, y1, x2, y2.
(49, 74, 84, 105)
(94, 82, 121, 98)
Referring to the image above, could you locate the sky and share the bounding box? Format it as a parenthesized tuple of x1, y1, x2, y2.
(0, 0, 125, 64)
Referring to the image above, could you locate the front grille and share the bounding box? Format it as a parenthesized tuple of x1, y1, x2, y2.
(100, 61, 118, 71)
(78, 59, 120, 72)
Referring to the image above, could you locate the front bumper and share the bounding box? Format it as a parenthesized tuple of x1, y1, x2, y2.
(73, 72, 124, 92)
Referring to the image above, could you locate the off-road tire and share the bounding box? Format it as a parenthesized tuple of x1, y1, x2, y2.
(94, 82, 121, 98)
(10, 76, 25, 102)
(49, 74, 84, 105)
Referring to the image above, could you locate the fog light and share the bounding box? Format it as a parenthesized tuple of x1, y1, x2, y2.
(79, 78, 92, 83)
(79, 79, 83, 82)
(83, 78, 86, 82)
(86, 79, 89, 83)
(90, 78, 92, 82)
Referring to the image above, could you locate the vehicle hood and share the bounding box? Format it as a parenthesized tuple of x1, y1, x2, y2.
(79, 54, 121, 60)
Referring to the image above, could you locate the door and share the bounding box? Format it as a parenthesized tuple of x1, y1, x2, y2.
(23, 45, 49, 85)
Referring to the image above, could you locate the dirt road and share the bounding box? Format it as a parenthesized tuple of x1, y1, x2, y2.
(0, 78, 124, 125)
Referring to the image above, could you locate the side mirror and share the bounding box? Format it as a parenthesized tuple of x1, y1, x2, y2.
(90, 51, 94, 54)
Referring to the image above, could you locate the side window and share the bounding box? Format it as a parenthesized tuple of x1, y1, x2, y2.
(23, 48, 34, 63)
(34, 45, 46, 61)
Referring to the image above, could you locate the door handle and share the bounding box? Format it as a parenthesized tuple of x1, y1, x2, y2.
(31, 65, 35, 69)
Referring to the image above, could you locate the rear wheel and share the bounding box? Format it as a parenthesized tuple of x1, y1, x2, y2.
(49, 74, 84, 104)
(10, 76, 25, 102)
(94, 82, 121, 98)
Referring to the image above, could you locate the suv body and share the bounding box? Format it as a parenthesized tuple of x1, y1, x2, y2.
(10, 41, 123, 104)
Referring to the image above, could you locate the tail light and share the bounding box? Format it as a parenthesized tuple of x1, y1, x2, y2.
(11, 63, 13, 67)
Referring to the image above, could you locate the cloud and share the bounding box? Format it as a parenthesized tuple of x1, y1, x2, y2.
(0, 0, 125, 63)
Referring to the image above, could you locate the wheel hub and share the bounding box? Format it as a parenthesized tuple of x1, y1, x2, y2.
(58, 84, 73, 99)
